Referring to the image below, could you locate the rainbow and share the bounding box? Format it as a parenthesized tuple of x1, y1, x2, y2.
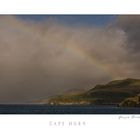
(65, 44, 118, 79)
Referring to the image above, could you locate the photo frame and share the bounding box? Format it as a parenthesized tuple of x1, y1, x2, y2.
(0, 1, 140, 140)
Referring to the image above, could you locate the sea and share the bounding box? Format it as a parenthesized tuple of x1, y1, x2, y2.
(0, 104, 140, 114)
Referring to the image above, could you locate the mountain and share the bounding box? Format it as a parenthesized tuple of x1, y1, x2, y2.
(40, 78, 140, 107)
(119, 94, 140, 107)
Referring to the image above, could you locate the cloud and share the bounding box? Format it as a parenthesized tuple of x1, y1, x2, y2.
(0, 16, 139, 103)
(117, 16, 140, 52)
(117, 15, 140, 73)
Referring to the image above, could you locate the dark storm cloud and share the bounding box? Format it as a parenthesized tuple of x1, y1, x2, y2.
(118, 15, 140, 52)
(0, 16, 139, 103)
(117, 15, 140, 70)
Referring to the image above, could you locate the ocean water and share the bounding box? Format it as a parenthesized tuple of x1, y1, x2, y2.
(0, 104, 140, 114)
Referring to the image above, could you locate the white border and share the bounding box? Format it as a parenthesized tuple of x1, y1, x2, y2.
(0, 0, 140, 14)
(0, 115, 140, 140)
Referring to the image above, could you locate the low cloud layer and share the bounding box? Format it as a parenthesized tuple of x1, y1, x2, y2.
(0, 16, 139, 103)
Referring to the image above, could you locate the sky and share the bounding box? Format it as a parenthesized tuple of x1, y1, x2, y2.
(17, 15, 117, 26)
(0, 15, 140, 103)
